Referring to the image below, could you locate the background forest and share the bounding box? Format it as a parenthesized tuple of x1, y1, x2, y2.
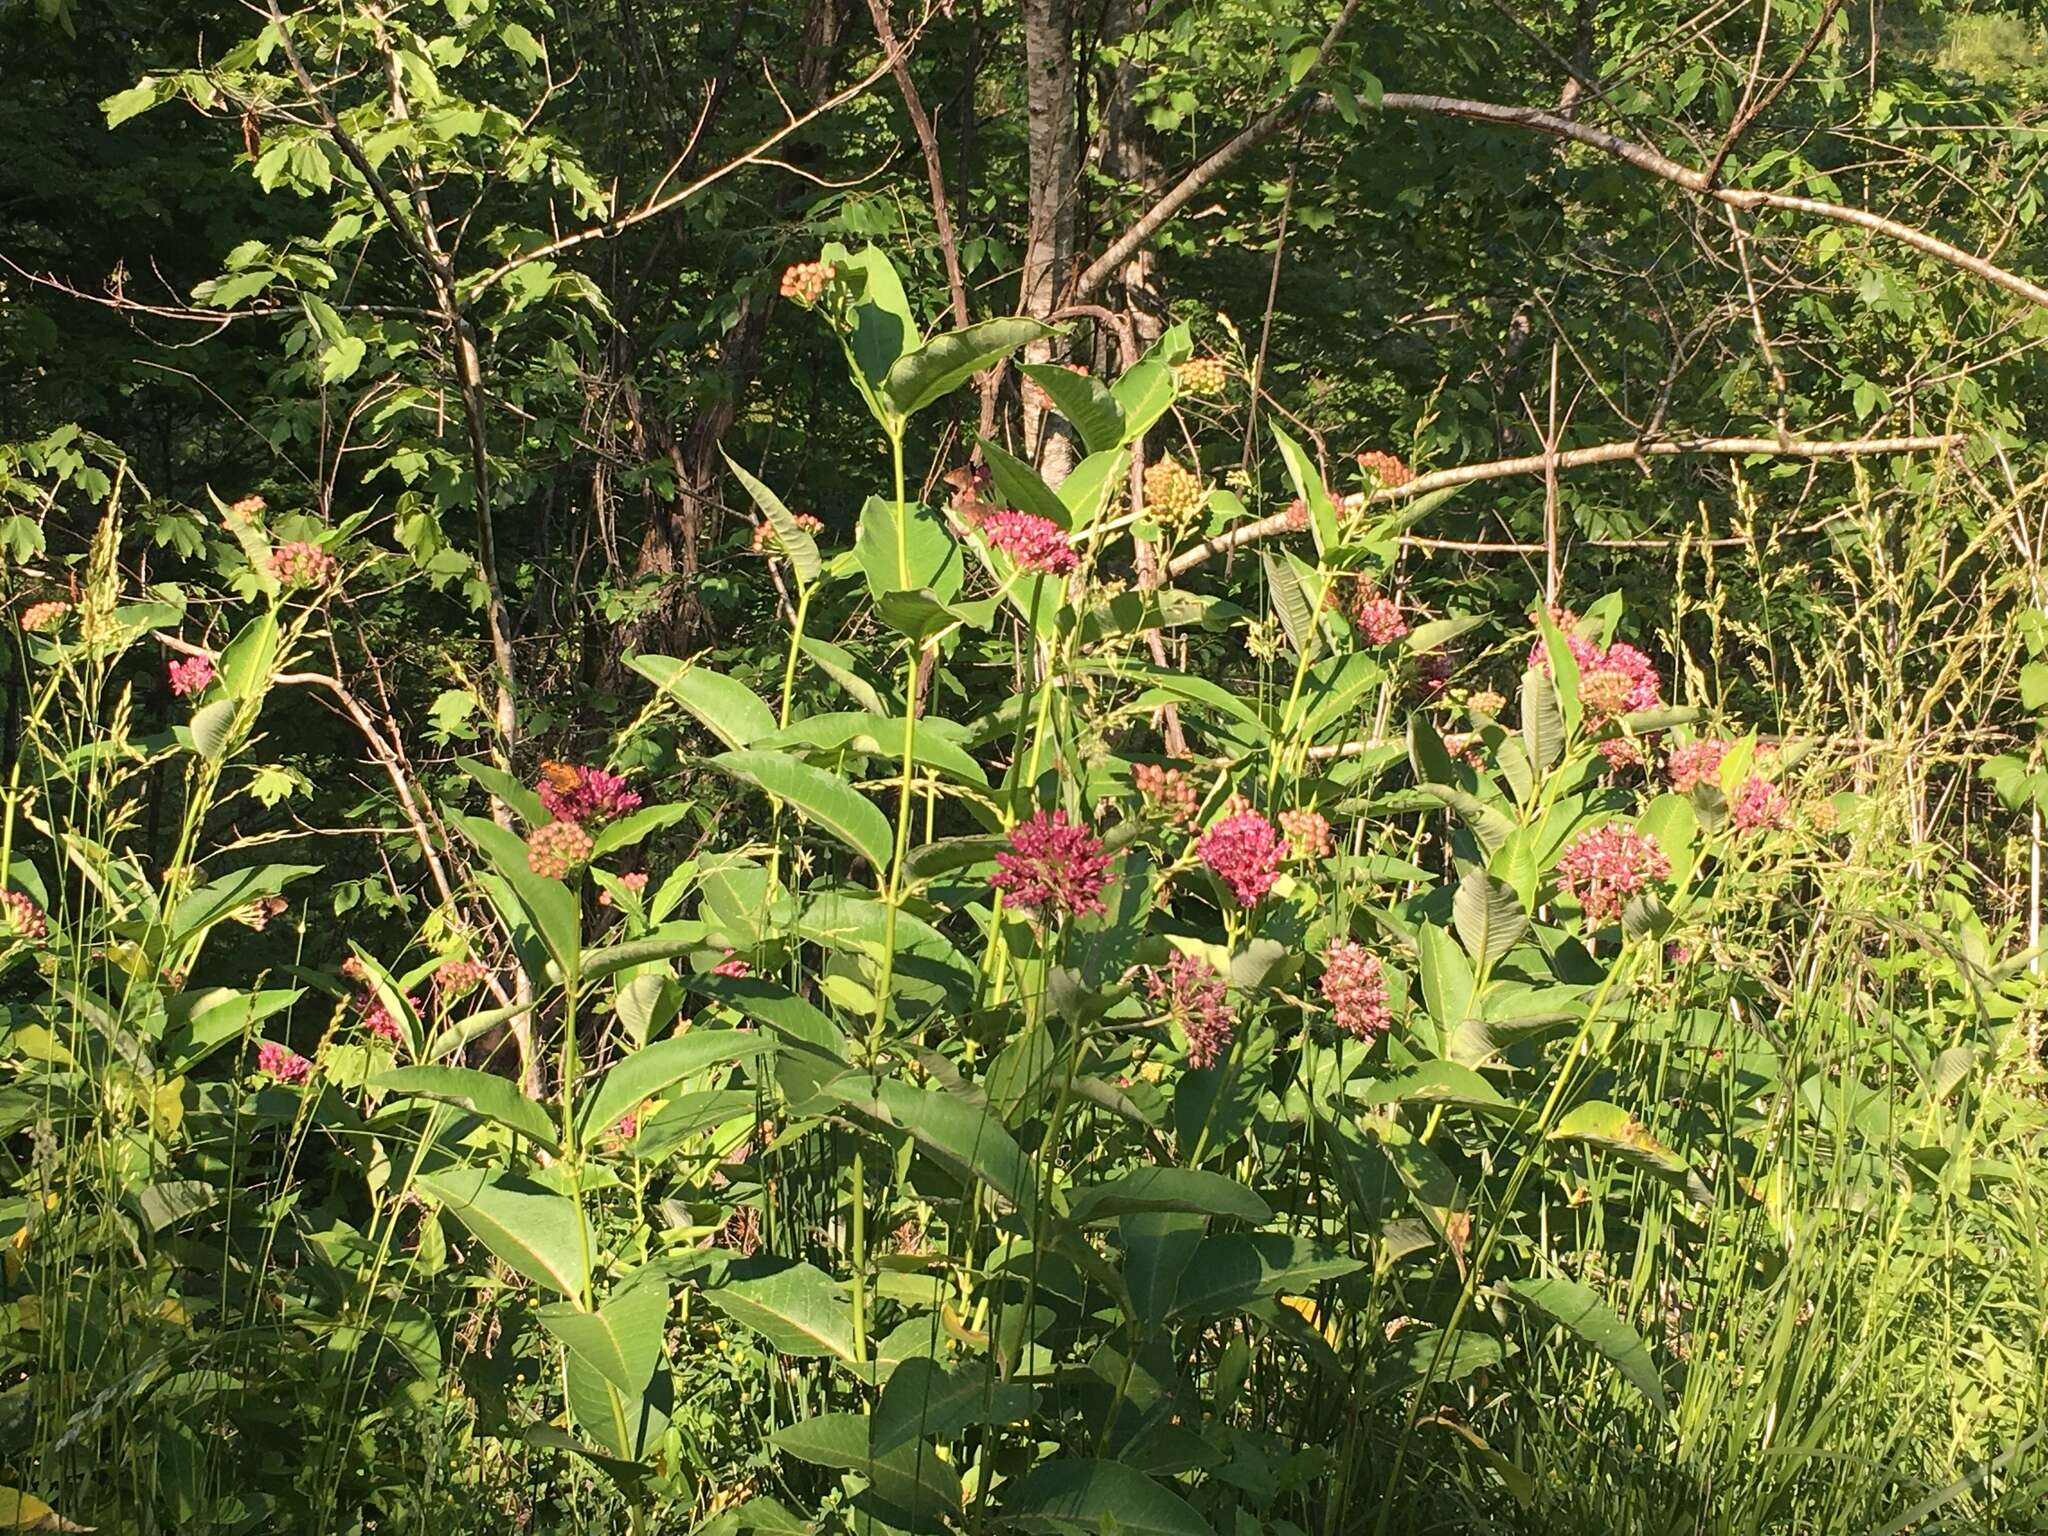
(3, 0, 2048, 1531)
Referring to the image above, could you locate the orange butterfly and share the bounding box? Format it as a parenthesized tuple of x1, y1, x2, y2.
(538, 760, 583, 794)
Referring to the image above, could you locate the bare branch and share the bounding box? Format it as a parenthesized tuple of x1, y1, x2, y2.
(1165, 432, 1964, 577)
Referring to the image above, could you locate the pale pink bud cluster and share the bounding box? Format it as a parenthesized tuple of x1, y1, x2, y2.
(779, 260, 835, 304)
(751, 511, 825, 555)
(992, 809, 1111, 920)
(1356, 450, 1413, 489)
(1320, 940, 1391, 1042)
(1731, 775, 1790, 833)
(0, 889, 48, 942)
(168, 654, 215, 698)
(599, 870, 650, 908)
(1134, 763, 1199, 825)
(1666, 738, 1730, 792)
(1198, 810, 1284, 907)
(527, 819, 594, 879)
(980, 509, 1077, 575)
(18, 600, 69, 633)
(1556, 823, 1670, 927)
(1145, 951, 1234, 1069)
(257, 1040, 311, 1084)
(1596, 736, 1646, 770)
(271, 541, 338, 591)
(537, 764, 642, 826)
(1282, 497, 1311, 531)
(713, 950, 752, 978)
(434, 959, 488, 998)
(1279, 808, 1333, 860)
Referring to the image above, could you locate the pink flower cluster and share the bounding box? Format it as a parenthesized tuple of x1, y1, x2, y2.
(1556, 823, 1670, 927)
(270, 541, 338, 591)
(527, 819, 594, 879)
(1597, 736, 1646, 771)
(713, 950, 752, 978)
(1145, 951, 1235, 1069)
(1529, 623, 1662, 722)
(342, 957, 414, 1043)
(1320, 940, 1391, 1042)
(1, 889, 48, 942)
(1666, 738, 1729, 793)
(434, 959, 488, 998)
(538, 765, 642, 827)
(980, 509, 1077, 575)
(1349, 590, 1409, 646)
(1198, 810, 1284, 907)
(257, 1040, 311, 1084)
(992, 809, 1111, 920)
(169, 654, 216, 698)
(751, 511, 825, 555)
(1732, 775, 1790, 833)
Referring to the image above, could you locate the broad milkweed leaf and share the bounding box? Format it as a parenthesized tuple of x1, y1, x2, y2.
(1417, 924, 1475, 1042)
(1169, 1233, 1363, 1320)
(999, 1458, 1215, 1536)
(1019, 364, 1125, 453)
(703, 1260, 856, 1360)
(722, 452, 820, 586)
(188, 698, 239, 761)
(457, 756, 549, 826)
(575, 1031, 777, 1141)
(537, 1277, 670, 1396)
(827, 1076, 1036, 1210)
(871, 1357, 1036, 1454)
(1521, 666, 1563, 775)
(628, 655, 777, 752)
(801, 637, 889, 714)
(454, 814, 582, 973)
(977, 437, 1072, 529)
(1505, 1275, 1666, 1412)
(1066, 1167, 1271, 1226)
(419, 1170, 589, 1299)
(856, 495, 963, 602)
(1548, 1101, 1694, 1186)
(884, 317, 1052, 418)
(373, 1065, 560, 1150)
(772, 1412, 963, 1529)
(706, 749, 893, 875)
(1263, 550, 1314, 652)
(1454, 866, 1527, 970)
(1112, 358, 1176, 444)
(1270, 421, 1338, 557)
(1352, 1062, 1534, 1127)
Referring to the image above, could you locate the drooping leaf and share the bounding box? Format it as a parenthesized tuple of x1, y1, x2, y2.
(706, 750, 893, 874)
(999, 1458, 1215, 1536)
(1453, 866, 1527, 970)
(772, 1412, 963, 1529)
(1066, 1168, 1271, 1226)
(374, 1065, 560, 1150)
(828, 1076, 1036, 1210)
(871, 1358, 1037, 1454)
(454, 814, 583, 973)
(1505, 1275, 1666, 1412)
(1019, 364, 1125, 453)
(1521, 666, 1564, 776)
(1170, 1233, 1363, 1320)
(702, 1260, 856, 1360)
(420, 1170, 589, 1299)
(538, 1275, 670, 1397)
(722, 452, 820, 585)
(977, 437, 1072, 530)
(884, 317, 1052, 418)
(628, 656, 777, 752)
(1353, 1062, 1533, 1127)
(1270, 422, 1339, 557)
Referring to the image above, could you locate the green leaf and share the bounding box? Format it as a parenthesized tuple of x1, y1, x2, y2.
(501, 20, 543, 65)
(537, 1277, 669, 1397)
(802, 637, 889, 714)
(1270, 422, 1338, 557)
(856, 495, 963, 603)
(628, 656, 777, 752)
(1505, 1275, 1666, 1412)
(103, 77, 167, 128)
(419, 1170, 589, 1299)
(703, 1261, 856, 1359)
(723, 452, 821, 586)
(187, 698, 238, 761)
(1548, 1101, 1692, 1184)
(871, 1358, 1036, 1454)
(822, 242, 917, 397)
(1417, 924, 1475, 1039)
(828, 1076, 1036, 1210)
(1353, 1062, 1533, 1127)
(216, 612, 279, 700)
(977, 437, 1072, 530)
(1262, 551, 1315, 653)
(374, 1065, 560, 1150)
(885, 317, 1052, 418)
(706, 749, 893, 874)
(1520, 667, 1563, 775)
(755, 712, 988, 786)
(1453, 867, 1527, 970)
(576, 1031, 777, 1142)
(1170, 1233, 1363, 1320)
(1018, 364, 1125, 454)
(454, 814, 583, 972)
(772, 1412, 963, 1528)
(457, 756, 549, 826)
(1000, 1458, 1215, 1536)
(682, 974, 851, 1060)
(1076, 659, 1265, 735)
(1066, 1168, 1271, 1226)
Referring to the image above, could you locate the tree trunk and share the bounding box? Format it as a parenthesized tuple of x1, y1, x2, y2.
(1019, 0, 1080, 481)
